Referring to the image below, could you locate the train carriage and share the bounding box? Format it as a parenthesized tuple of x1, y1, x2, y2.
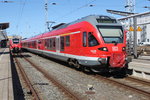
(21, 15, 131, 73)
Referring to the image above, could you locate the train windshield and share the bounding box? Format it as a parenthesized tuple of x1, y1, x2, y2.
(13, 39, 19, 44)
(97, 26, 124, 43)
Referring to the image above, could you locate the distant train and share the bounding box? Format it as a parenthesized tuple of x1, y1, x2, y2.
(21, 15, 131, 74)
(9, 38, 21, 53)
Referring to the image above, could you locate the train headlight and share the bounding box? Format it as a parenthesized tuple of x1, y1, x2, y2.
(98, 47, 108, 51)
(122, 47, 126, 51)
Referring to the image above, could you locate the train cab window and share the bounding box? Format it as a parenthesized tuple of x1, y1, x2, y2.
(83, 32, 87, 47)
(65, 36, 70, 46)
(60, 37, 65, 51)
(88, 32, 99, 47)
(97, 26, 123, 43)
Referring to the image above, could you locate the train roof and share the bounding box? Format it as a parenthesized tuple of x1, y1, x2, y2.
(22, 15, 122, 42)
(52, 15, 121, 30)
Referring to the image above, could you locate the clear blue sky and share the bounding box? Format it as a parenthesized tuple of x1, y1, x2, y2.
(0, 0, 149, 38)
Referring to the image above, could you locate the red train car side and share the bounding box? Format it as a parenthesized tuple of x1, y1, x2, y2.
(9, 38, 21, 53)
(21, 15, 131, 74)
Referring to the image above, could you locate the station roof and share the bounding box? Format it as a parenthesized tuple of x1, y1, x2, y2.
(0, 23, 9, 30)
(0, 23, 9, 41)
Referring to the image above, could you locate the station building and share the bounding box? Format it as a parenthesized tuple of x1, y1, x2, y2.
(137, 15, 150, 45)
(0, 23, 9, 48)
(120, 13, 150, 46)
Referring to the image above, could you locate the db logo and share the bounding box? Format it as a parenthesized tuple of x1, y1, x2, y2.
(112, 47, 118, 51)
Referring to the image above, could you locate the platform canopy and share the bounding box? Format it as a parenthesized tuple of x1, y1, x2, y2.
(0, 23, 9, 41)
(0, 23, 9, 30)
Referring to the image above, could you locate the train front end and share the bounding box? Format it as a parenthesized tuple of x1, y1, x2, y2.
(10, 38, 21, 53)
(87, 15, 131, 73)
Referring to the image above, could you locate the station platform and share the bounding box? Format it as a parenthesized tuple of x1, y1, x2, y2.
(0, 48, 14, 100)
(129, 56, 150, 80)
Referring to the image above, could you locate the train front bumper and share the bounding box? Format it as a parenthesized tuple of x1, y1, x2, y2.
(98, 58, 107, 64)
(78, 57, 107, 66)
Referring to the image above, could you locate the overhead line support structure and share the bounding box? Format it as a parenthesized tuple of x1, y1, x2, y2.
(44, 0, 48, 32)
(118, 11, 150, 58)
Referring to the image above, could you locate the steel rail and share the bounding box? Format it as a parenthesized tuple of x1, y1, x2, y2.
(126, 76, 150, 86)
(12, 53, 41, 100)
(20, 53, 82, 100)
(95, 75, 150, 98)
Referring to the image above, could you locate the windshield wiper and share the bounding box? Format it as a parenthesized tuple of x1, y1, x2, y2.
(112, 41, 118, 46)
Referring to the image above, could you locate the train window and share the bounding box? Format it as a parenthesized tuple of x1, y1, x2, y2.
(48, 39, 50, 49)
(45, 38, 56, 50)
(30, 42, 32, 47)
(60, 37, 64, 51)
(65, 36, 70, 46)
(38, 40, 41, 44)
(50, 39, 52, 49)
(53, 38, 56, 49)
(32, 42, 33, 47)
(28, 42, 30, 47)
(45, 39, 47, 47)
(12, 38, 19, 44)
(32, 41, 36, 48)
(88, 32, 99, 47)
(24, 43, 26, 47)
(83, 32, 87, 47)
(51, 38, 56, 50)
(45, 39, 49, 49)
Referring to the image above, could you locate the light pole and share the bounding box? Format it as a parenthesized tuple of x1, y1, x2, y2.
(144, 0, 150, 10)
(44, 0, 48, 31)
(0, 1, 14, 3)
(44, 0, 56, 32)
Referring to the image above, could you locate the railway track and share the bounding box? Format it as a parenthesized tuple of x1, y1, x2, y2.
(95, 75, 150, 98)
(25, 51, 150, 98)
(13, 51, 150, 99)
(12, 53, 42, 100)
(18, 53, 82, 100)
(126, 76, 150, 86)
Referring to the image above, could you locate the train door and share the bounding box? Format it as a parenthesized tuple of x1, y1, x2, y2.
(36, 40, 38, 49)
(40, 39, 44, 50)
(56, 36, 60, 53)
(37, 40, 42, 49)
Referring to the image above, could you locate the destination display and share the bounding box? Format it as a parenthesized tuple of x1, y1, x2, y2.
(96, 19, 117, 23)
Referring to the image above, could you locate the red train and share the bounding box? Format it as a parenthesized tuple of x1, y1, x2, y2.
(21, 15, 131, 73)
(9, 38, 21, 53)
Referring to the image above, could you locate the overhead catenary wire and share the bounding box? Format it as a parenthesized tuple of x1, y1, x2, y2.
(16, 0, 27, 35)
(53, 0, 97, 22)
